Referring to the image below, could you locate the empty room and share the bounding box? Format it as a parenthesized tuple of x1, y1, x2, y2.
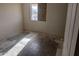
(0, 3, 68, 56)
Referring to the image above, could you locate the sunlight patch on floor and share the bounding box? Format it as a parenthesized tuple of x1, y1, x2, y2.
(3, 32, 38, 56)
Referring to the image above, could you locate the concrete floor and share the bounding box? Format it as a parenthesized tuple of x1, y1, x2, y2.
(0, 32, 63, 56)
(18, 34, 58, 56)
(0, 32, 29, 55)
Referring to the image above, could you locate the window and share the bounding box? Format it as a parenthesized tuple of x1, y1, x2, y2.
(31, 3, 47, 21)
(31, 4, 38, 21)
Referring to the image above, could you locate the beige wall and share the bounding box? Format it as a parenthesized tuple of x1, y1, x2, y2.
(23, 3, 67, 37)
(0, 4, 23, 40)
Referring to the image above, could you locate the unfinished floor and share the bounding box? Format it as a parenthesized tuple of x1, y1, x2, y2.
(0, 32, 63, 56)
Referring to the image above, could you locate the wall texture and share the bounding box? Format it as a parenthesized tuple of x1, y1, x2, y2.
(0, 4, 23, 40)
(23, 3, 67, 37)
